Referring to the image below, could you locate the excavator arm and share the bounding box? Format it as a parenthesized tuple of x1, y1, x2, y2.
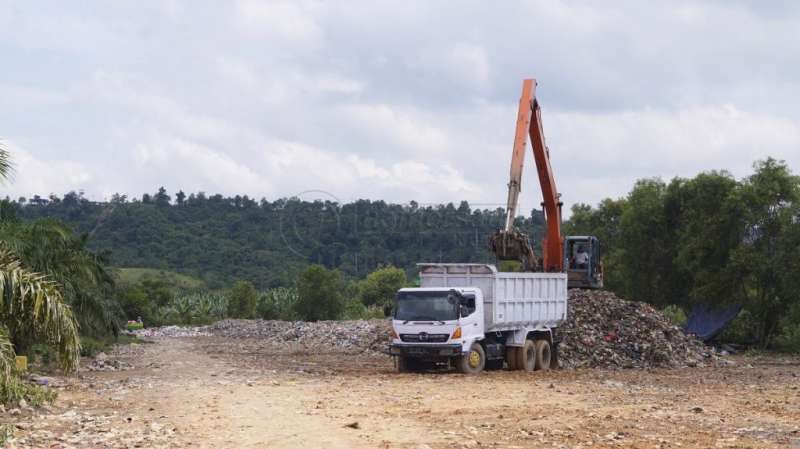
(490, 79, 564, 272)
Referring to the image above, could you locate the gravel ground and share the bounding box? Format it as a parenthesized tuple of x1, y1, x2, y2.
(3, 337, 799, 448)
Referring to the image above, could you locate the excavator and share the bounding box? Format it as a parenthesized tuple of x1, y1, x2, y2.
(489, 79, 603, 289)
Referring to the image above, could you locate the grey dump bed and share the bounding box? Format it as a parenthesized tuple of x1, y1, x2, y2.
(418, 263, 567, 331)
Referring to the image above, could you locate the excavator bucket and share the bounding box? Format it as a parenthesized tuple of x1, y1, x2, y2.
(488, 229, 540, 272)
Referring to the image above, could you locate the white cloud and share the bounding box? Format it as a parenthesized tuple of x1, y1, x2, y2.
(1, 0, 800, 218)
(0, 140, 92, 198)
(235, 0, 323, 44)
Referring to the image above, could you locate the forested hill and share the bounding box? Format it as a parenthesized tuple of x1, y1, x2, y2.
(13, 190, 544, 289)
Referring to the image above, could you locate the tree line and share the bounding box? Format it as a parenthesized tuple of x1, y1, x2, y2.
(13, 190, 545, 289)
(565, 158, 800, 348)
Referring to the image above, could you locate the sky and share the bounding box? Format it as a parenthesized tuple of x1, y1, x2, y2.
(1, 0, 799, 215)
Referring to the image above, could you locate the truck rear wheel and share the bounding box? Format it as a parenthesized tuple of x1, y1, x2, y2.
(534, 339, 551, 371)
(457, 343, 485, 374)
(505, 347, 519, 370)
(519, 340, 536, 372)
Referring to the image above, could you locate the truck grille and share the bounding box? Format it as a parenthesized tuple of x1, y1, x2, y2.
(399, 333, 449, 343)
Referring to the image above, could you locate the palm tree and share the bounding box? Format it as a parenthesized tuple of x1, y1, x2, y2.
(0, 144, 81, 373)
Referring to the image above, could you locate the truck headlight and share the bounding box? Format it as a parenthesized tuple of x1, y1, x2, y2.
(451, 326, 462, 340)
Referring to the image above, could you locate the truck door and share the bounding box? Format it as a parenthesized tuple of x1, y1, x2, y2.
(458, 291, 483, 343)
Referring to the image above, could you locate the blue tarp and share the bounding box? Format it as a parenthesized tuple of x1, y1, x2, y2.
(684, 304, 742, 341)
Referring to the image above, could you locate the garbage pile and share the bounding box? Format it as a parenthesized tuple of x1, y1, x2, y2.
(132, 325, 211, 338)
(209, 319, 392, 354)
(558, 289, 715, 369)
(85, 352, 131, 372)
(135, 290, 715, 369)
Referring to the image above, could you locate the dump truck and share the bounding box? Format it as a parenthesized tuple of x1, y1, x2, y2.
(390, 263, 567, 374)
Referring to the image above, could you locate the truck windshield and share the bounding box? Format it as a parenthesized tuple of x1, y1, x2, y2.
(394, 291, 458, 322)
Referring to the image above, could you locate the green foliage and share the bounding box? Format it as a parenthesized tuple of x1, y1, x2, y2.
(256, 287, 298, 320)
(661, 305, 687, 327)
(341, 298, 385, 320)
(0, 372, 57, 407)
(227, 280, 258, 319)
(0, 329, 57, 408)
(565, 158, 800, 349)
(718, 310, 757, 345)
(167, 292, 228, 325)
(775, 304, 800, 352)
(78, 336, 108, 358)
(17, 192, 545, 289)
(0, 218, 120, 339)
(116, 268, 205, 290)
(294, 265, 344, 321)
(0, 250, 81, 371)
(117, 284, 152, 324)
(354, 265, 406, 314)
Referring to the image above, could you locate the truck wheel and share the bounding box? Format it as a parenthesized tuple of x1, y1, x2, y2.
(457, 343, 485, 374)
(534, 339, 551, 371)
(505, 347, 519, 370)
(519, 340, 536, 372)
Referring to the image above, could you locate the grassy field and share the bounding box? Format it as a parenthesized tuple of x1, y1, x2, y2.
(114, 267, 206, 290)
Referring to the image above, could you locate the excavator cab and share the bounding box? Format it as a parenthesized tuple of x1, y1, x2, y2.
(564, 236, 603, 289)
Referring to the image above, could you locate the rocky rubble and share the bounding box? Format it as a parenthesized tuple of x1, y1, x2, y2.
(558, 289, 715, 369)
(209, 319, 392, 354)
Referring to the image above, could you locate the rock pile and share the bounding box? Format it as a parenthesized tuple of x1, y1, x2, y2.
(209, 319, 392, 354)
(558, 289, 715, 369)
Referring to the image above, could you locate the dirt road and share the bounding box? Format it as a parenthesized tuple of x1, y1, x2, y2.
(7, 336, 800, 448)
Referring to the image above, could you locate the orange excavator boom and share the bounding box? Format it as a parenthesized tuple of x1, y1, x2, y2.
(491, 78, 564, 272)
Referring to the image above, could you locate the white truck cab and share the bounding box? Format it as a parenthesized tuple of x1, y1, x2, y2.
(390, 264, 567, 374)
(391, 287, 484, 368)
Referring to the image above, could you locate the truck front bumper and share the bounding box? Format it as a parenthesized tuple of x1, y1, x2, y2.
(390, 344, 462, 358)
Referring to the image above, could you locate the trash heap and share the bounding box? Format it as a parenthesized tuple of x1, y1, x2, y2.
(85, 352, 132, 372)
(209, 319, 392, 354)
(558, 289, 714, 369)
(133, 290, 715, 369)
(132, 325, 211, 338)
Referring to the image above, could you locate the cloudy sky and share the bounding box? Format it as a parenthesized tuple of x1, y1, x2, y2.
(2, 1, 799, 214)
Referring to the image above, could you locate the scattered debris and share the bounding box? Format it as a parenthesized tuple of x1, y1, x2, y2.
(208, 319, 392, 355)
(132, 325, 212, 338)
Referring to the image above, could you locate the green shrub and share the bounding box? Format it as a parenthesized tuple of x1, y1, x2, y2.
(227, 280, 258, 319)
(775, 304, 800, 352)
(294, 265, 344, 321)
(355, 266, 406, 313)
(79, 337, 109, 358)
(26, 344, 54, 368)
(161, 293, 228, 325)
(256, 287, 298, 320)
(718, 309, 757, 345)
(0, 370, 57, 407)
(661, 305, 687, 327)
